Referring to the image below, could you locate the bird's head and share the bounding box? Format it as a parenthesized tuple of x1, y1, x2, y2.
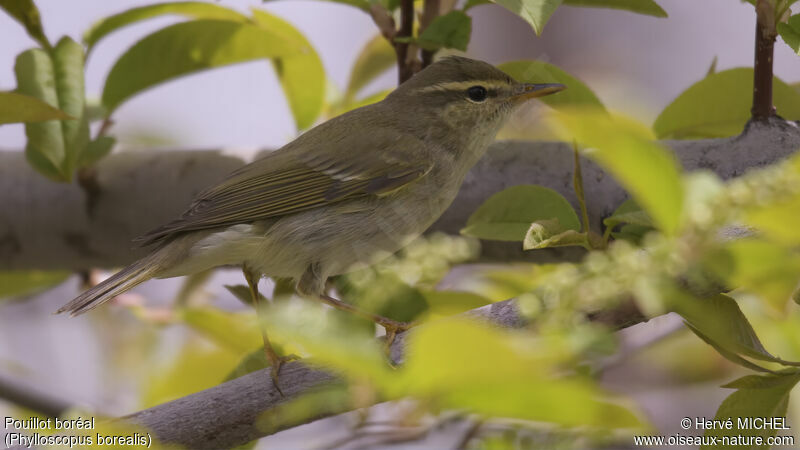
(386, 56, 565, 137)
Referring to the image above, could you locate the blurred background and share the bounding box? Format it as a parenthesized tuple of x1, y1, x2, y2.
(2, 0, 800, 448)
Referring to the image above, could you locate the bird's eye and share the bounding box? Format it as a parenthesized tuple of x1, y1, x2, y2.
(466, 86, 488, 102)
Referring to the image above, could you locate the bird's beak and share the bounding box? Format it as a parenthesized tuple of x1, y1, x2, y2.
(512, 83, 566, 101)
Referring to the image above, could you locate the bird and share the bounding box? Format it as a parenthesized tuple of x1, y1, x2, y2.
(57, 56, 564, 386)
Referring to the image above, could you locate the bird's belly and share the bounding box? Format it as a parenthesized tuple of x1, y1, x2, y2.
(162, 176, 460, 281)
(251, 186, 456, 278)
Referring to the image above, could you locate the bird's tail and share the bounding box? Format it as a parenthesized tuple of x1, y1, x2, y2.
(56, 257, 159, 316)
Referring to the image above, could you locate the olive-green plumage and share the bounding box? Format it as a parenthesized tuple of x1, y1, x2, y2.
(58, 56, 564, 315)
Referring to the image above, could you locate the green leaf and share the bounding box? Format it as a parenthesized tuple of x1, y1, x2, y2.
(83, 1, 247, 50)
(604, 200, 654, 229)
(461, 185, 580, 242)
(745, 195, 800, 246)
(0, 271, 69, 299)
(653, 68, 800, 139)
(417, 11, 472, 51)
(180, 306, 263, 354)
(0, 0, 49, 48)
(224, 283, 266, 306)
(14, 39, 89, 182)
(251, 9, 325, 130)
(553, 110, 684, 234)
(674, 293, 795, 369)
(101, 19, 303, 113)
(499, 60, 604, 111)
(52, 37, 90, 176)
(0, 91, 72, 125)
(264, 0, 371, 12)
(704, 239, 800, 311)
(421, 290, 493, 318)
(401, 318, 646, 429)
(263, 300, 391, 381)
(338, 272, 429, 322)
(778, 14, 800, 55)
(562, 0, 667, 17)
(523, 219, 587, 250)
(701, 371, 800, 450)
(345, 34, 396, 101)
(464, 0, 491, 10)
(224, 348, 270, 382)
(491, 0, 563, 35)
(78, 136, 115, 167)
(143, 341, 241, 408)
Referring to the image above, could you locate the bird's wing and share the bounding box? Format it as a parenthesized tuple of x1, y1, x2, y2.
(135, 129, 433, 246)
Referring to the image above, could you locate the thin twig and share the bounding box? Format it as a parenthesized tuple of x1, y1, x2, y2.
(751, 0, 777, 120)
(420, 0, 441, 68)
(396, 0, 416, 84)
(0, 374, 72, 418)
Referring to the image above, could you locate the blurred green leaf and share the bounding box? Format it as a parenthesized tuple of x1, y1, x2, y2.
(339, 272, 429, 322)
(674, 293, 796, 370)
(401, 318, 645, 429)
(705, 239, 800, 311)
(224, 348, 270, 381)
(83, 1, 247, 50)
(251, 9, 325, 130)
(78, 136, 115, 167)
(264, 0, 370, 12)
(224, 283, 266, 306)
(0, 271, 69, 299)
(604, 199, 654, 229)
(778, 14, 800, 55)
(264, 300, 391, 380)
(143, 341, 241, 407)
(0, 91, 72, 125)
(345, 34, 396, 101)
(605, 200, 654, 244)
(653, 68, 800, 139)
(745, 195, 800, 246)
(255, 384, 352, 436)
(523, 219, 587, 250)
(701, 371, 800, 450)
(101, 19, 303, 112)
(462, 185, 580, 242)
(499, 60, 605, 111)
(0, 0, 49, 48)
(491, 0, 563, 35)
(553, 110, 684, 235)
(562, 0, 666, 17)
(14, 38, 89, 182)
(422, 290, 493, 317)
(417, 11, 472, 51)
(180, 306, 263, 354)
(464, 0, 490, 9)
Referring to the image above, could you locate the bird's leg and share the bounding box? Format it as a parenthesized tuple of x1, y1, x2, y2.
(299, 263, 416, 350)
(243, 266, 296, 395)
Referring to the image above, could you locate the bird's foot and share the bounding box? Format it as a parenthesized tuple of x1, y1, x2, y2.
(378, 319, 416, 353)
(266, 352, 300, 396)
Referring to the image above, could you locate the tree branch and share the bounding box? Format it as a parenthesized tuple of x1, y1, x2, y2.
(0, 374, 72, 418)
(1, 122, 799, 271)
(123, 298, 642, 449)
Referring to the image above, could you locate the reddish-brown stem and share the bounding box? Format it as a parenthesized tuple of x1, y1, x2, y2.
(751, 11, 777, 120)
(395, 0, 415, 84)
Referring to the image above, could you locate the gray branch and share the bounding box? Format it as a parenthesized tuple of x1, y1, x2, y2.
(125, 299, 532, 449)
(2, 119, 798, 270)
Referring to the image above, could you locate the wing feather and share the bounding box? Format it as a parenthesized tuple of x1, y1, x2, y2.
(135, 128, 432, 246)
